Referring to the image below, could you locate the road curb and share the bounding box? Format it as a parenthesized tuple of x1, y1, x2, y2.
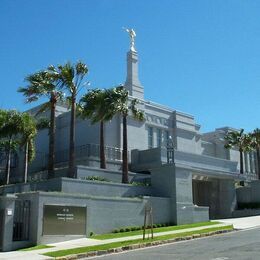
(55, 229, 234, 260)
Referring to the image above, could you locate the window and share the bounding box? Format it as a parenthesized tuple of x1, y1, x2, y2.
(157, 128, 162, 147)
(148, 127, 153, 148)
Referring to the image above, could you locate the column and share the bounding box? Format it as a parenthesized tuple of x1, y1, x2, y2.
(0, 194, 17, 251)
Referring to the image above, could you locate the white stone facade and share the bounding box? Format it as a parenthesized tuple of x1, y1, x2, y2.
(9, 47, 257, 182)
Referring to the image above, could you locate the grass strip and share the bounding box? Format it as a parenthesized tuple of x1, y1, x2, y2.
(19, 245, 54, 251)
(93, 221, 221, 240)
(43, 225, 233, 258)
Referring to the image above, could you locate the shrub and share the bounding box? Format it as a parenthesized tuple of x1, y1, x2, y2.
(237, 202, 260, 210)
(111, 223, 176, 234)
(83, 176, 110, 182)
(89, 231, 94, 237)
(130, 226, 137, 231)
(131, 181, 151, 187)
(112, 229, 119, 233)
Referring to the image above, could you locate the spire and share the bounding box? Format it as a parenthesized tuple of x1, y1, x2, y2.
(123, 28, 144, 99)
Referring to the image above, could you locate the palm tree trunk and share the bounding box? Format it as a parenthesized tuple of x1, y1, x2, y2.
(239, 149, 244, 174)
(122, 115, 128, 183)
(48, 94, 56, 179)
(24, 142, 29, 183)
(5, 139, 12, 185)
(100, 121, 106, 169)
(257, 147, 260, 179)
(68, 94, 76, 178)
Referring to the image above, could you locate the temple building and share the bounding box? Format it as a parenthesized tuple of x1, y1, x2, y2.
(0, 31, 259, 251)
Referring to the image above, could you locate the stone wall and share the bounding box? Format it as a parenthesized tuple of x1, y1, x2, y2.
(151, 164, 209, 225)
(237, 180, 260, 203)
(0, 177, 152, 198)
(18, 192, 172, 244)
(77, 165, 149, 183)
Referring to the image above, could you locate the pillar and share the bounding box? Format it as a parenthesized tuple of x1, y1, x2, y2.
(0, 194, 17, 251)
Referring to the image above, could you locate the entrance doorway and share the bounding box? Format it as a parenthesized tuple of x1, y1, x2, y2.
(13, 200, 30, 241)
(192, 180, 215, 218)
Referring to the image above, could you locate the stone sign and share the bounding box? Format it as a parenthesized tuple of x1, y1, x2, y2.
(43, 205, 86, 235)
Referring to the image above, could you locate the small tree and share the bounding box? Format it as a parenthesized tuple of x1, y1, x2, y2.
(18, 70, 64, 179)
(106, 86, 145, 183)
(79, 89, 115, 169)
(250, 128, 260, 178)
(19, 113, 37, 183)
(49, 61, 88, 178)
(0, 110, 22, 184)
(224, 129, 251, 174)
(0, 140, 19, 185)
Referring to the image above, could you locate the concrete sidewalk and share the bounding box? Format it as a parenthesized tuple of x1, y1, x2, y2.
(217, 215, 260, 229)
(0, 221, 240, 260)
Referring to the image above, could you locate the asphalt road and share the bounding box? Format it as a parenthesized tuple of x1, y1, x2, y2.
(90, 228, 260, 260)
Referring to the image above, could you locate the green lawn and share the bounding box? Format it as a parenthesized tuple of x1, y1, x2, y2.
(19, 244, 54, 251)
(93, 221, 221, 240)
(43, 225, 233, 258)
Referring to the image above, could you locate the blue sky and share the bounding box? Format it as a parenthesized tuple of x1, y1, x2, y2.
(0, 0, 259, 132)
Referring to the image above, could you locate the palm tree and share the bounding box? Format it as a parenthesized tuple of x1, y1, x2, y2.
(18, 70, 63, 179)
(19, 113, 37, 183)
(49, 62, 88, 178)
(79, 89, 116, 169)
(107, 86, 144, 183)
(0, 110, 22, 184)
(250, 128, 260, 178)
(224, 129, 252, 174)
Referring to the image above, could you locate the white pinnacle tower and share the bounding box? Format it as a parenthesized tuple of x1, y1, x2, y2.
(123, 28, 144, 99)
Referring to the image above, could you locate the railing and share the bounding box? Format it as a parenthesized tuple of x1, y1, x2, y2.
(29, 143, 123, 174)
(0, 152, 18, 169)
(55, 143, 122, 164)
(244, 172, 258, 181)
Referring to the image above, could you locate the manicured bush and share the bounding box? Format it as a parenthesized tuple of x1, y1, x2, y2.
(89, 232, 94, 237)
(237, 202, 260, 210)
(83, 176, 110, 182)
(131, 181, 151, 187)
(130, 226, 137, 231)
(112, 229, 119, 233)
(112, 223, 175, 234)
